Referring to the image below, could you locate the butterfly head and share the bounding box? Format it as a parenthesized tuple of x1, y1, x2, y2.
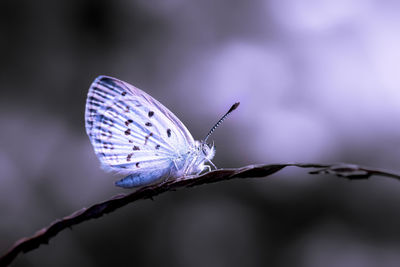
(200, 141, 215, 161)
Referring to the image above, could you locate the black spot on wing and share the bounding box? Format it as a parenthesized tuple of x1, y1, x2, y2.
(167, 129, 171, 137)
(100, 77, 118, 87)
(144, 132, 153, 145)
(98, 115, 114, 127)
(133, 145, 140, 150)
(155, 144, 160, 150)
(125, 129, 131, 135)
(136, 162, 140, 168)
(102, 142, 114, 150)
(145, 122, 152, 127)
(101, 129, 113, 139)
(97, 77, 125, 96)
(148, 111, 154, 117)
(125, 119, 133, 126)
(127, 153, 133, 162)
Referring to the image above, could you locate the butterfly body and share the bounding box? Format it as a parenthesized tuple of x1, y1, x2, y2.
(85, 76, 216, 188)
(115, 140, 215, 187)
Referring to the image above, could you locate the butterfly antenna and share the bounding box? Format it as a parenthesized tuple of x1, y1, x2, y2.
(204, 102, 240, 142)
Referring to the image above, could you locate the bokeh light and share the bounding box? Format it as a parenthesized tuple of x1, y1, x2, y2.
(1, 0, 400, 266)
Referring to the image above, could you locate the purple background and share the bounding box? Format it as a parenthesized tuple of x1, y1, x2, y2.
(1, 0, 400, 266)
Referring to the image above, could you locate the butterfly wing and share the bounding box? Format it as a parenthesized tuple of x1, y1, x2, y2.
(85, 75, 195, 176)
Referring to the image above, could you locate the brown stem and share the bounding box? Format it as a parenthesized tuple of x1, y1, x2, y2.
(1, 162, 399, 266)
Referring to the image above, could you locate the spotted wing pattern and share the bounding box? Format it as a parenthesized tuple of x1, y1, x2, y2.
(85, 76, 195, 175)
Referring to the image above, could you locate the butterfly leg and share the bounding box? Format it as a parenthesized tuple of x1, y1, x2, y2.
(172, 159, 179, 171)
(207, 159, 217, 170)
(194, 164, 210, 175)
(204, 165, 211, 172)
(182, 155, 196, 174)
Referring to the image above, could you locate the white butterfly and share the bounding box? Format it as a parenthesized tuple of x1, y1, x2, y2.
(85, 76, 239, 188)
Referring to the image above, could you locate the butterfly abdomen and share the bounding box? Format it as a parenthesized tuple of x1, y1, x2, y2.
(115, 167, 173, 188)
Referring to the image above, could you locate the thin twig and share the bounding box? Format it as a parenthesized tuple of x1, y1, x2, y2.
(1, 162, 400, 266)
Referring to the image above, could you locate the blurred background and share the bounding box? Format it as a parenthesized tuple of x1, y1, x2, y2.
(1, 0, 400, 266)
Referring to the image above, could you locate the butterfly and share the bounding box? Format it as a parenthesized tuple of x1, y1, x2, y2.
(85, 75, 239, 188)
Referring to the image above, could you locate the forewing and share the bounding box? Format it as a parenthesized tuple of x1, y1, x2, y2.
(85, 75, 194, 172)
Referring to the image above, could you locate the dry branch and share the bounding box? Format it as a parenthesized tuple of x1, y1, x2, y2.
(1, 162, 400, 266)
